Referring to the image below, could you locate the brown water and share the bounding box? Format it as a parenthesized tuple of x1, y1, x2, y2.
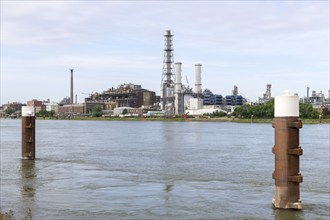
(0, 119, 329, 219)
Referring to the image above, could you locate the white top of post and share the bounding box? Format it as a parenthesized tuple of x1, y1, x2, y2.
(22, 106, 35, 117)
(275, 90, 299, 117)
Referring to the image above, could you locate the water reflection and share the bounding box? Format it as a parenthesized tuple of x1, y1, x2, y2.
(20, 160, 36, 199)
(273, 207, 304, 220)
(164, 184, 173, 192)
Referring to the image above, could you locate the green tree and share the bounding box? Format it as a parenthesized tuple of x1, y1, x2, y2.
(36, 110, 56, 118)
(4, 107, 15, 115)
(322, 108, 330, 119)
(207, 110, 227, 118)
(122, 108, 128, 115)
(91, 104, 102, 117)
(299, 103, 318, 119)
(233, 100, 319, 119)
(36, 110, 49, 117)
(49, 110, 55, 117)
(232, 99, 274, 119)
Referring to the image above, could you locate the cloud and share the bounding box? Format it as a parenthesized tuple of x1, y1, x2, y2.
(1, 1, 100, 46)
(1, 1, 329, 104)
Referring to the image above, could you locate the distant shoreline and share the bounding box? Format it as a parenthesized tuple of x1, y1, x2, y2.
(28, 116, 329, 124)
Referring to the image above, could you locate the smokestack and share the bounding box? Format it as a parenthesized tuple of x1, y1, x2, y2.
(306, 87, 309, 99)
(195, 64, 202, 94)
(70, 69, 74, 104)
(175, 62, 182, 93)
(233, 85, 238, 96)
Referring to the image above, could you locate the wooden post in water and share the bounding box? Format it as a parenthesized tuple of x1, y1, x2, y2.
(22, 106, 36, 160)
(272, 91, 303, 209)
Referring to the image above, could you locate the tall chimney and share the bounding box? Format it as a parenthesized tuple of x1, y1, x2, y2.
(195, 64, 202, 94)
(70, 69, 74, 104)
(175, 62, 182, 93)
(233, 85, 238, 96)
(307, 87, 309, 99)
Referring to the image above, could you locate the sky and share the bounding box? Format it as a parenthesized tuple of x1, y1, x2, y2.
(1, 0, 329, 104)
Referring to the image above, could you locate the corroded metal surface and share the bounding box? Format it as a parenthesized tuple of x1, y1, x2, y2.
(22, 116, 35, 160)
(272, 117, 303, 209)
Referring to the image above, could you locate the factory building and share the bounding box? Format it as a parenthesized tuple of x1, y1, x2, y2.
(309, 90, 326, 104)
(42, 99, 59, 113)
(203, 91, 223, 105)
(225, 85, 244, 106)
(58, 104, 84, 116)
(1, 102, 26, 118)
(27, 99, 46, 113)
(259, 84, 272, 103)
(225, 95, 243, 106)
(84, 83, 157, 113)
(302, 88, 330, 109)
(2, 102, 26, 112)
(83, 101, 106, 114)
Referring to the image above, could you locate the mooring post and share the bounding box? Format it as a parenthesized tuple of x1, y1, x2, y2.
(22, 106, 36, 160)
(272, 91, 303, 209)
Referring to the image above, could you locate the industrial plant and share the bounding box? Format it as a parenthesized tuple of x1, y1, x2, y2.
(1, 30, 329, 118)
(156, 30, 246, 116)
(54, 29, 249, 117)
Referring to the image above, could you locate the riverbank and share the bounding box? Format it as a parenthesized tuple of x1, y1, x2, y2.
(34, 116, 330, 124)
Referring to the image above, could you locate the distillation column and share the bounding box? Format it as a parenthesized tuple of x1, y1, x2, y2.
(272, 91, 303, 209)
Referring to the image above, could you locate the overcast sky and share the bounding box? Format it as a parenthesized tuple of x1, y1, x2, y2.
(1, 1, 329, 104)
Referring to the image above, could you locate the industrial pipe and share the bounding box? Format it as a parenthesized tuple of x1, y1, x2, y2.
(272, 91, 303, 209)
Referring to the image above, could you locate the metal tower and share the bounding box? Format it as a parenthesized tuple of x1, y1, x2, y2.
(160, 30, 175, 112)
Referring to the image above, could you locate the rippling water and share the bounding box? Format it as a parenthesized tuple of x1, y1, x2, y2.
(0, 119, 329, 219)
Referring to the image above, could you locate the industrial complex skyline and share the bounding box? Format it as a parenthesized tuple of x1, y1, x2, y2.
(1, 1, 329, 105)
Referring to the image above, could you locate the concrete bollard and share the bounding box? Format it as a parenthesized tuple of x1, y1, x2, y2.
(22, 106, 36, 160)
(272, 91, 303, 209)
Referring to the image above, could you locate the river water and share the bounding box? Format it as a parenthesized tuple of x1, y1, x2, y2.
(0, 119, 329, 219)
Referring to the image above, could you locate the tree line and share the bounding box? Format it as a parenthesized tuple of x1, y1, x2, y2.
(231, 99, 328, 119)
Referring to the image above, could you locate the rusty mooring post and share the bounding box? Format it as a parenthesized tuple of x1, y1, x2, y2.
(272, 91, 303, 209)
(22, 106, 36, 160)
